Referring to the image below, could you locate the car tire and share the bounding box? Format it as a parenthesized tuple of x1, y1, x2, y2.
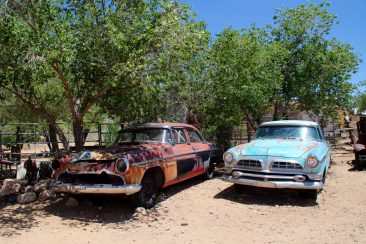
(300, 189, 318, 200)
(203, 160, 215, 180)
(131, 175, 159, 209)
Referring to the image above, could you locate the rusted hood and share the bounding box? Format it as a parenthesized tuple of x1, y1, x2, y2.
(68, 143, 173, 165)
(238, 139, 320, 158)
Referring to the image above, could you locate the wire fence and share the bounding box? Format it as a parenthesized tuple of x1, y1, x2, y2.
(0, 122, 120, 163)
(0, 118, 343, 165)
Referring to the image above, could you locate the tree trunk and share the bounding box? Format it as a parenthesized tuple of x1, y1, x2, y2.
(73, 118, 85, 152)
(11, 126, 23, 162)
(273, 101, 279, 121)
(45, 124, 60, 153)
(49, 123, 69, 152)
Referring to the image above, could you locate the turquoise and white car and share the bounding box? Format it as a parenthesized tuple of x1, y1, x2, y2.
(221, 120, 331, 199)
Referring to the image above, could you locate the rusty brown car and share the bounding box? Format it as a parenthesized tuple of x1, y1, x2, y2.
(53, 123, 222, 208)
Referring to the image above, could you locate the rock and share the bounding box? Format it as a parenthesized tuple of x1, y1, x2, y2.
(17, 192, 37, 204)
(65, 197, 79, 207)
(0, 179, 21, 197)
(25, 185, 34, 192)
(34, 182, 49, 193)
(38, 190, 56, 202)
(136, 207, 148, 216)
(181, 223, 188, 226)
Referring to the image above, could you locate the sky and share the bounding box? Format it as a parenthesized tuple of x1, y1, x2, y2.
(185, 0, 366, 87)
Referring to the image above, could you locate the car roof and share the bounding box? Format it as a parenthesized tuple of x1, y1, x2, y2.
(260, 120, 319, 127)
(123, 122, 198, 130)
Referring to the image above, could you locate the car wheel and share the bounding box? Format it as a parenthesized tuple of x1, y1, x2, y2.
(300, 189, 318, 200)
(203, 160, 215, 180)
(131, 175, 158, 209)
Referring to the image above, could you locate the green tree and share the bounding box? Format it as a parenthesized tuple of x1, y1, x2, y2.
(270, 2, 359, 119)
(203, 27, 284, 145)
(0, 0, 207, 151)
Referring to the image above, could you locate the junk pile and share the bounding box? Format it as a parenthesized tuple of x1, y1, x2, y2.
(353, 117, 366, 170)
(0, 179, 57, 204)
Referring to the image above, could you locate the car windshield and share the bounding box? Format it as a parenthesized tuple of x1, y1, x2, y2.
(255, 126, 320, 140)
(116, 128, 171, 144)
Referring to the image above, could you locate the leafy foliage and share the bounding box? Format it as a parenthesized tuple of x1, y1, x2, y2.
(0, 0, 208, 150)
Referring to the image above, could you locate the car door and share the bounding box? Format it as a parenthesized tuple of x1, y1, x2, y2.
(171, 127, 199, 180)
(186, 127, 210, 173)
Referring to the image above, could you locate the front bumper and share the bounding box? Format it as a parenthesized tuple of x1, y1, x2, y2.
(52, 182, 142, 195)
(221, 172, 323, 190)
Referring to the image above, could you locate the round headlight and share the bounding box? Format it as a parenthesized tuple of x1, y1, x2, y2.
(306, 156, 319, 168)
(116, 158, 129, 173)
(223, 152, 233, 163)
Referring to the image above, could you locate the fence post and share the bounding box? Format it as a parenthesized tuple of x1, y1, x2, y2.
(247, 121, 251, 142)
(98, 122, 102, 148)
(0, 129, 2, 160)
(332, 119, 336, 148)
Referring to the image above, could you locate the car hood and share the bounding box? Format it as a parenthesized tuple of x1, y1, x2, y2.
(235, 138, 320, 158)
(69, 143, 173, 164)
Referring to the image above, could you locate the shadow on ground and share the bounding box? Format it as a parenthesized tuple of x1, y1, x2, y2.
(0, 175, 207, 237)
(347, 160, 366, 171)
(0, 202, 50, 237)
(214, 184, 318, 207)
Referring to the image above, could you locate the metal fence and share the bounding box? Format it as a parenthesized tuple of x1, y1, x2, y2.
(0, 118, 343, 164)
(0, 122, 120, 163)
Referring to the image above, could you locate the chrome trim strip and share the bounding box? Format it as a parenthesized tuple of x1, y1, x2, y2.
(231, 168, 301, 175)
(232, 171, 304, 181)
(133, 148, 219, 166)
(222, 174, 323, 190)
(52, 182, 141, 195)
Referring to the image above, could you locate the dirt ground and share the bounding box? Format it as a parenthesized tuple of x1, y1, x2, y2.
(1, 148, 365, 244)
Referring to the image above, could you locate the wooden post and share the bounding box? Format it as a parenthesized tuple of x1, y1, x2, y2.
(0, 129, 2, 160)
(332, 119, 336, 148)
(247, 121, 251, 142)
(98, 122, 102, 148)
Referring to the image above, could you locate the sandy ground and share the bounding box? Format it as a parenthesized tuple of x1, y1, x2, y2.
(1, 148, 365, 244)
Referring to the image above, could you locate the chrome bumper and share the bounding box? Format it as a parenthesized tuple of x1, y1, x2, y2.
(53, 182, 142, 195)
(221, 173, 323, 190)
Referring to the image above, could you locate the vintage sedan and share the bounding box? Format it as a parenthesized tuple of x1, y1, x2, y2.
(53, 123, 222, 208)
(222, 120, 331, 199)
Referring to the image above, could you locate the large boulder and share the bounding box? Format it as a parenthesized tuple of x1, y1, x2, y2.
(38, 190, 56, 202)
(25, 185, 34, 192)
(0, 179, 21, 197)
(34, 182, 49, 193)
(17, 192, 37, 204)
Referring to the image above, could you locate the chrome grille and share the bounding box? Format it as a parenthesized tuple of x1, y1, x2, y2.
(236, 160, 262, 169)
(271, 161, 303, 170)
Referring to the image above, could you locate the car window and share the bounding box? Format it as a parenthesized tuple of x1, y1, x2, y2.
(255, 126, 320, 140)
(172, 128, 188, 144)
(187, 128, 203, 142)
(116, 128, 170, 143)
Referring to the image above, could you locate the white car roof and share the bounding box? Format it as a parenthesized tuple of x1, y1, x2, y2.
(260, 120, 319, 127)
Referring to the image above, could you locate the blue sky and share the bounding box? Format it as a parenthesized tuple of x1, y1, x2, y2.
(185, 0, 366, 87)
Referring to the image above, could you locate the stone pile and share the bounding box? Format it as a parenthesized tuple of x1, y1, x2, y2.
(0, 179, 57, 204)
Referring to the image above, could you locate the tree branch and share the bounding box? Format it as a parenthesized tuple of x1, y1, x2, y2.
(0, 84, 53, 123)
(13, 0, 38, 34)
(50, 62, 78, 120)
(80, 87, 109, 118)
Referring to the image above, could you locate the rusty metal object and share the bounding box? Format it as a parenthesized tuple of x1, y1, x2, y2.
(53, 123, 223, 206)
(353, 116, 366, 170)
